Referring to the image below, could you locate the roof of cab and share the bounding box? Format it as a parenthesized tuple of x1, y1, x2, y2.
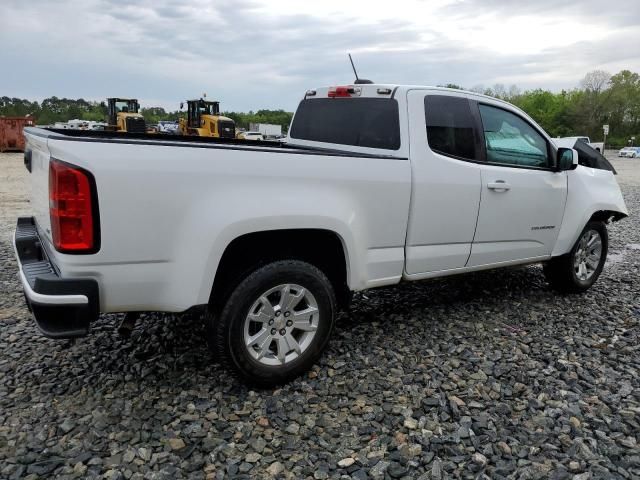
(308, 83, 532, 121)
(310, 83, 517, 106)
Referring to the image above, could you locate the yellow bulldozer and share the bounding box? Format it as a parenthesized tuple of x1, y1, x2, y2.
(106, 98, 147, 133)
(178, 98, 235, 138)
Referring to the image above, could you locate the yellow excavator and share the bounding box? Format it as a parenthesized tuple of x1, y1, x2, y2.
(178, 98, 235, 138)
(106, 98, 147, 133)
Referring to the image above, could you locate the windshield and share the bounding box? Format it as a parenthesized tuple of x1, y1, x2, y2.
(114, 100, 138, 113)
(196, 100, 219, 116)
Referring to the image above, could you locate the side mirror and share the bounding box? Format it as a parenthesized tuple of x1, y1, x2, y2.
(557, 147, 579, 171)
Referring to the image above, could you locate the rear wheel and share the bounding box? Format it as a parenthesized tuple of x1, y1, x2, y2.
(544, 221, 608, 293)
(206, 260, 336, 386)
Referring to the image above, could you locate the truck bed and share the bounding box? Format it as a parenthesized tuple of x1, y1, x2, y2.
(22, 126, 413, 313)
(29, 127, 404, 160)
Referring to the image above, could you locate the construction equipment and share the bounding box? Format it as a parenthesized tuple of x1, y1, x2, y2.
(0, 116, 35, 152)
(178, 99, 235, 138)
(106, 98, 147, 133)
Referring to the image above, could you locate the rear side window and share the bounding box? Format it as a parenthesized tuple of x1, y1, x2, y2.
(290, 98, 400, 150)
(425, 95, 478, 160)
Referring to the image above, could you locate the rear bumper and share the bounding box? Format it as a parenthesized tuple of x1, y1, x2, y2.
(12, 217, 99, 338)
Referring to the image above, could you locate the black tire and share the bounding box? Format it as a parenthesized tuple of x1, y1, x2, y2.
(206, 260, 336, 387)
(543, 221, 608, 293)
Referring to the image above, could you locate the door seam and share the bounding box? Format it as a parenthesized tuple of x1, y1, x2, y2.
(465, 168, 483, 267)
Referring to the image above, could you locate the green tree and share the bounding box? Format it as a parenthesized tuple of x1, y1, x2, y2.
(223, 109, 293, 133)
(510, 89, 572, 137)
(606, 70, 640, 144)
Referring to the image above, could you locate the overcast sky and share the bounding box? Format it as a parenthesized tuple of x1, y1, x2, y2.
(1, 0, 639, 112)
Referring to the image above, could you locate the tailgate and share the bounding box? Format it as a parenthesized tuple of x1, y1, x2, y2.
(24, 129, 53, 244)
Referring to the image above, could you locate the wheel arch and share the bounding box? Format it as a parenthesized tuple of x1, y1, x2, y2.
(589, 209, 627, 223)
(206, 228, 353, 311)
(552, 208, 626, 257)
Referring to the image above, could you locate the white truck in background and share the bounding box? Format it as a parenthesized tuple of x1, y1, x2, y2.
(15, 83, 627, 386)
(250, 122, 282, 138)
(559, 136, 604, 152)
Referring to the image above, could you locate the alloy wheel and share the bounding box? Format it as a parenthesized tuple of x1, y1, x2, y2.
(243, 284, 319, 366)
(573, 229, 603, 281)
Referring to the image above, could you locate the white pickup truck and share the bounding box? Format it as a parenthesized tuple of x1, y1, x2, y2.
(14, 84, 628, 385)
(559, 136, 604, 153)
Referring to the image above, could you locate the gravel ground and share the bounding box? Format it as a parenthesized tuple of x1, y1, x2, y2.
(0, 151, 639, 480)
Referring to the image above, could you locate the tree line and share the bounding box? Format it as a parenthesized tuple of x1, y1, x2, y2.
(1, 69, 638, 145)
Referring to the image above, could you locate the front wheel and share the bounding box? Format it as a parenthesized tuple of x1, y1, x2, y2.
(544, 221, 608, 293)
(206, 260, 336, 387)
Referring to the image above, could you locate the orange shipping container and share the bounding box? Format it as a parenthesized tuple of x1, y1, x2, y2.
(0, 117, 36, 152)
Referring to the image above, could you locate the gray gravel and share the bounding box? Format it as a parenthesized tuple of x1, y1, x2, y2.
(1, 152, 639, 479)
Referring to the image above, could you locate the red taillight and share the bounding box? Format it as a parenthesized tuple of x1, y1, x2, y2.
(49, 159, 97, 253)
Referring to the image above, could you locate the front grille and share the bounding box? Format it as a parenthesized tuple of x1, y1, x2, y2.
(218, 121, 235, 139)
(125, 117, 147, 134)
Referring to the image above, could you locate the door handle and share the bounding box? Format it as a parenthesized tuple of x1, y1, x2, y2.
(487, 181, 511, 191)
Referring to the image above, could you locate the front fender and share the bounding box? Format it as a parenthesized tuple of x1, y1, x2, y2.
(552, 166, 628, 256)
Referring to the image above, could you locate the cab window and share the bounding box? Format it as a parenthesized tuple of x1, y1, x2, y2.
(290, 98, 401, 150)
(425, 95, 478, 161)
(478, 104, 550, 168)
